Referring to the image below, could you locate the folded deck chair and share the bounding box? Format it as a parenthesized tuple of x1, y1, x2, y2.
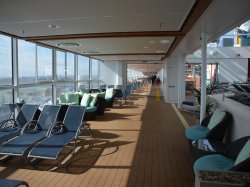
(0, 178, 29, 187)
(28, 105, 85, 166)
(0, 105, 61, 157)
(0, 104, 39, 145)
(0, 104, 16, 128)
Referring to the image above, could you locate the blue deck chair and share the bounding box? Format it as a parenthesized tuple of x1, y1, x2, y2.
(0, 178, 29, 187)
(0, 104, 39, 145)
(0, 105, 61, 157)
(0, 104, 16, 128)
(28, 105, 85, 167)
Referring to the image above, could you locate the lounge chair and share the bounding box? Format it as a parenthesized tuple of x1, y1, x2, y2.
(0, 104, 39, 145)
(185, 108, 232, 142)
(28, 105, 86, 166)
(0, 104, 16, 128)
(0, 178, 29, 187)
(194, 136, 250, 172)
(0, 105, 61, 157)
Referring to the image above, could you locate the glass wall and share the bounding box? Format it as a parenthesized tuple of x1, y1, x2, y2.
(0, 33, 101, 106)
(37, 46, 53, 82)
(0, 35, 12, 86)
(90, 59, 100, 89)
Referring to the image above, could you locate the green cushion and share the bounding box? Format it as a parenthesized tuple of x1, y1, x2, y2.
(185, 125, 210, 140)
(80, 93, 91, 107)
(89, 93, 98, 107)
(207, 108, 226, 130)
(234, 139, 250, 166)
(105, 88, 114, 99)
(58, 93, 67, 104)
(67, 93, 79, 105)
(193, 154, 235, 172)
(85, 106, 97, 112)
(79, 88, 89, 94)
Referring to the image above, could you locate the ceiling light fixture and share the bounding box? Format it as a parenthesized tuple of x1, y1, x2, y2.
(48, 24, 60, 29)
(57, 42, 80, 47)
(160, 39, 170, 44)
(144, 46, 148, 49)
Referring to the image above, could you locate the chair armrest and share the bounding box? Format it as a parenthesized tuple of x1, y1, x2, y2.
(224, 136, 250, 159)
(21, 120, 38, 134)
(0, 118, 15, 129)
(48, 121, 64, 135)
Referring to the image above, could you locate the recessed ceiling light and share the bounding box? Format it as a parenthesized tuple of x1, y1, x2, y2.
(156, 50, 165, 53)
(144, 46, 148, 49)
(160, 39, 170, 44)
(149, 40, 155, 44)
(57, 42, 80, 47)
(48, 24, 60, 29)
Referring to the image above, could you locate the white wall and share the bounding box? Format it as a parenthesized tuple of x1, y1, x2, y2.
(100, 61, 125, 86)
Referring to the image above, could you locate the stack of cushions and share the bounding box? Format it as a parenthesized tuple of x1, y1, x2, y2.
(57, 93, 79, 105)
(80, 93, 99, 112)
(194, 136, 250, 172)
(185, 108, 226, 141)
(105, 88, 114, 101)
(105, 88, 115, 108)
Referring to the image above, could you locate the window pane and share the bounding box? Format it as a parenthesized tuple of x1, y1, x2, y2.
(56, 51, 66, 80)
(78, 56, 89, 80)
(0, 90, 13, 104)
(78, 82, 89, 91)
(91, 59, 99, 80)
(18, 86, 52, 105)
(37, 46, 53, 82)
(90, 81, 99, 89)
(18, 40, 36, 84)
(0, 35, 12, 86)
(66, 52, 74, 81)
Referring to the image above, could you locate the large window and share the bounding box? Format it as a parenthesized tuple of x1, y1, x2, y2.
(18, 40, 36, 84)
(91, 59, 99, 80)
(18, 86, 52, 105)
(78, 56, 89, 80)
(37, 46, 52, 82)
(56, 51, 66, 80)
(0, 90, 13, 103)
(0, 35, 12, 86)
(66, 52, 74, 81)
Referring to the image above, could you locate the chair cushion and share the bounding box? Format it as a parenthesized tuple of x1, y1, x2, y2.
(80, 93, 91, 107)
(185, 125, 210, 140)
(234, 139, 250, 166)
(67, 93, 79, 105)
(89, 93, 98, 107)
(58, 93, 67, 104)
(105, 88, 114, 99)
(85, 106, 97, 112)
(207, 108, 226, 130)
(193, 154, 235, 172)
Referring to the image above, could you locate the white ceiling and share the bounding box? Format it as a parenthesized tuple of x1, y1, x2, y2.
(1, 0, 250, 74)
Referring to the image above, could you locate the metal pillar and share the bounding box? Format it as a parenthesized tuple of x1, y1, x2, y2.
(200, 33, 207, 122)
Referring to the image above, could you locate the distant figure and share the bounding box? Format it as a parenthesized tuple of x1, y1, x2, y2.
(151, 75, 157, 85)
(156, 77, 161, 86)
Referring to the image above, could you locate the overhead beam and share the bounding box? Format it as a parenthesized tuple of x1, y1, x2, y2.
(24, 31, 184, 41)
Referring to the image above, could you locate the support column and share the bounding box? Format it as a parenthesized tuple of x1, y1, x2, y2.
(178, 55, 186, 108)
(200, 33, 207, 122)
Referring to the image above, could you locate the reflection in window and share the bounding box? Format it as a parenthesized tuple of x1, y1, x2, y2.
(18, 86, 52, 105)
(0, 35, 12, 86)
(66, 52, 74, 81)
(0, 90, 13, 104)
(37, 46, 52, 82)
(56, 51, 66, 80)
(18, 40, 36, 84)
(91, 59, 99, 80)
(78, 56, 89, 80)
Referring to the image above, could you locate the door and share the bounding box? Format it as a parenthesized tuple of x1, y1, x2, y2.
(168, 67, 178, 103)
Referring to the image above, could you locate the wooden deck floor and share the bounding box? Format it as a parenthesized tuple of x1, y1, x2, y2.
(0, 86, 195, 187)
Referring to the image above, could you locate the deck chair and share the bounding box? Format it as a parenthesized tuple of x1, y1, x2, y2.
(0, 104, 39, 145)
(0, 178, 29, 187)
(0, 104, 16, 128)
(0, 105, 61, 157)
(28, 105, 86, 166)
